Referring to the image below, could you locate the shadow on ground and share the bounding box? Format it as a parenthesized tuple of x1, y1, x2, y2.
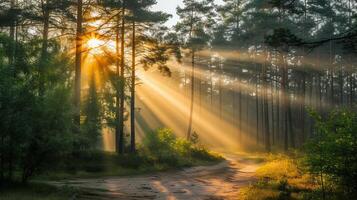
(48, 153, 263, 200)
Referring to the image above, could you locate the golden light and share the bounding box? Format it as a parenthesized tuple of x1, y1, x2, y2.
(86, 37, 104, 54)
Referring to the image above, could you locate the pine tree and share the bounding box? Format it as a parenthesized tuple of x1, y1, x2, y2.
(74, 0, 83, 132)
(218, 0, 244, 46)
(176, 0, 215, 140)
(82, 74, 102, 149)
(126, 0, 171, 152)
(99, 0, 126, 154)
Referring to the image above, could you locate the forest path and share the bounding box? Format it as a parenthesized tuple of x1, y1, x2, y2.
(50, 153, 263, 200)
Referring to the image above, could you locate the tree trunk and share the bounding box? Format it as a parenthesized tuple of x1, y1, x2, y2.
(271, 76, 275, 145)
(238, 70, 242, 142)
(130, 21, 136, 153)
(187, 50, 195, 140)
(350, 66, 354, 107)
(74, 0, 83, 130)
(219, 62, 223, 120)
(276, 64, 280, 146)
(198, 57, 202, 114)
(233, 70, 237, 135)
(210, 61, 213, 110)
(9, 0, 16, 69)
(281, 53, 288, 151)
(288, 101, 295, 148)
(330, 41, 334, 106)
(263, 52, 270, 152)
(39, 0, 50, 96)
(318, 73, 322, 112)
(339, 67, 343, 105)
(7, 0, 17, 181)
(255, 70, 259, 145)
(115, 14, 120, 153)
(118, 1, 126, 154)
(300, 70, 306, 144)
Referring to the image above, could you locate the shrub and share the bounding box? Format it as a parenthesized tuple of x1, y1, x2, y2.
(141, 128, 221, 167)
(0, 35, 75, 184)
(141, 128, 181, 165)
(304, 108, 357, 198)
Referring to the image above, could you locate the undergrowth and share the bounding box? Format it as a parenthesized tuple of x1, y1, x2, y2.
(239, 153, 317, 200)
(37, 128, 222, 180)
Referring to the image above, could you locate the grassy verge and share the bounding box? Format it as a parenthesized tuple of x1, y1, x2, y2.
(36, 151, 222, 180)
(1, 129, 223, 199)
(1, 151, 222, 200)
(0, 183, 75, 200)
(35, 128, 223, 180)
(239, 153, 318, 200)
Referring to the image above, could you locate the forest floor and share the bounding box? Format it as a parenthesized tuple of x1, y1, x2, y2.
(46, 153, 264, 200)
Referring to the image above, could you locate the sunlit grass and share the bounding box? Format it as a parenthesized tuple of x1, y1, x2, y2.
(239, 153, 317, 200)
(256, 154, 300, 180)
(240, 186, 281, 200)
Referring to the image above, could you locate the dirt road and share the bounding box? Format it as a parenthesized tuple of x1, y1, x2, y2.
(50, 154, 262, 200)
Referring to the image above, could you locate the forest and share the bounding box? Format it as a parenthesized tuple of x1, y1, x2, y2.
(0, 0, 356, 199)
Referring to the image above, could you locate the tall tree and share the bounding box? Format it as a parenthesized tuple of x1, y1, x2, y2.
(100, 0, 127, 153)
(37, 0, 71, 96)
(117, 0, 125, 154)
(74, 0, 83, 132)
(82, 73, 102, 149)
(126, 0, 171, 152)
(176, 0, 215, 140)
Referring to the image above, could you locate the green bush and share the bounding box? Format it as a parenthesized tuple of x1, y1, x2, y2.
(304, 108, 357, 198)
(141, 128, 221, 167)
(0, 35, 75, 184)
(34, 129, 222, 180)
(142, 128, 181, 165)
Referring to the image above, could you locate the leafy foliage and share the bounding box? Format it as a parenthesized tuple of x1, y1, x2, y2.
(265, 28, 302, 49)
(38, 128, 221, 180)
(81, 76, 102, 150)
(141, 128, 221, 166)
(304, 109, 357, 198)
(0, 34, 74, 183)
(176, 0, 215, 51)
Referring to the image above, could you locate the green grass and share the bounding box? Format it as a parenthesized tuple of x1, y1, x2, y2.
(1, 129, 223, 199)
(36, 151, 222, 180)
(35, 129, 223, 180)
(0, 183, 75, 200)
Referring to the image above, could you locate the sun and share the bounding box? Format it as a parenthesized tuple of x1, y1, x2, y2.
(87, 38, 102, 49)
(86, 38, 104, 54)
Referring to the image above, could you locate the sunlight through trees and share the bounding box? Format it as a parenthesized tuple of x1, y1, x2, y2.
(0, 0, 356, 199)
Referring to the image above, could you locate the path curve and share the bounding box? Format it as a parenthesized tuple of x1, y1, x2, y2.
(50, 154, 262, 200)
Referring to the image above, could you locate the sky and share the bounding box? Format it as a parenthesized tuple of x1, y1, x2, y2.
(152, 0, 224, 27)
